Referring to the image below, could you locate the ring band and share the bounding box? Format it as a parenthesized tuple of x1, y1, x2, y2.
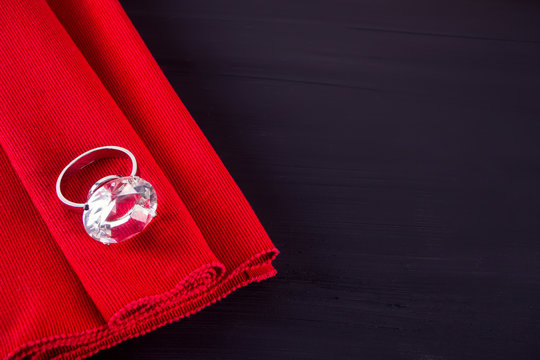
(56, 146, 138, 209)
(56, 146, 157, 244)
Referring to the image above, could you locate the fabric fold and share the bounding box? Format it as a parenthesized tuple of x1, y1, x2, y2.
(0, 0, 278, 358)
(46, 0, 278, 272)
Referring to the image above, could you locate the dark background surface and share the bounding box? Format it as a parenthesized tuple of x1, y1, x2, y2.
(98, 1, 540, 359)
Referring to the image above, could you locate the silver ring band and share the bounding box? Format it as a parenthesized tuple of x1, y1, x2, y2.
(56, 146, 138, 208)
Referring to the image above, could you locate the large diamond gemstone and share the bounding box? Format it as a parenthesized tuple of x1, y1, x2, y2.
(83, 176, 157, 244)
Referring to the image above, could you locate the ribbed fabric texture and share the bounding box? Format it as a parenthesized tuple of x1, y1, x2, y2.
(0, 1, 278, 359)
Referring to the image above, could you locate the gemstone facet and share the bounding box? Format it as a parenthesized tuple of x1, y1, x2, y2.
(83, 176, 157, 244)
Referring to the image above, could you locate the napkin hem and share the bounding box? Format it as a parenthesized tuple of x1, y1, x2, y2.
(6, 247, 278, 360)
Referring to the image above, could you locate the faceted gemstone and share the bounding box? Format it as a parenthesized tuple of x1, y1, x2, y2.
(83, 176, 157, 244)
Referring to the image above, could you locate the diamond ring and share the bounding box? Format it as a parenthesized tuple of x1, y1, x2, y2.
(56, 146, 157, 244)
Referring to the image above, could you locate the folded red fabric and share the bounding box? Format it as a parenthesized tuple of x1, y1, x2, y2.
(0, 1, 278, 358)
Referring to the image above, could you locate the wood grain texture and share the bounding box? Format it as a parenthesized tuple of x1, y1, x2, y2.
(96, 1, 540, 359)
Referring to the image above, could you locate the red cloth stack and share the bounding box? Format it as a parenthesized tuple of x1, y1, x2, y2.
(0, 1, 278, 358)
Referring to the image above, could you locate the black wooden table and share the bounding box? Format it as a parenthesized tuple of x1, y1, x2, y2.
(97, 1, 540, 359)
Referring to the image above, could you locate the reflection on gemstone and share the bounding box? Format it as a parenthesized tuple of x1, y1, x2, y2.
(83, 176, 157, 244)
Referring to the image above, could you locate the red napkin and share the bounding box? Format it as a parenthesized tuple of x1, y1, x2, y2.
(0, 1, 278, 358)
